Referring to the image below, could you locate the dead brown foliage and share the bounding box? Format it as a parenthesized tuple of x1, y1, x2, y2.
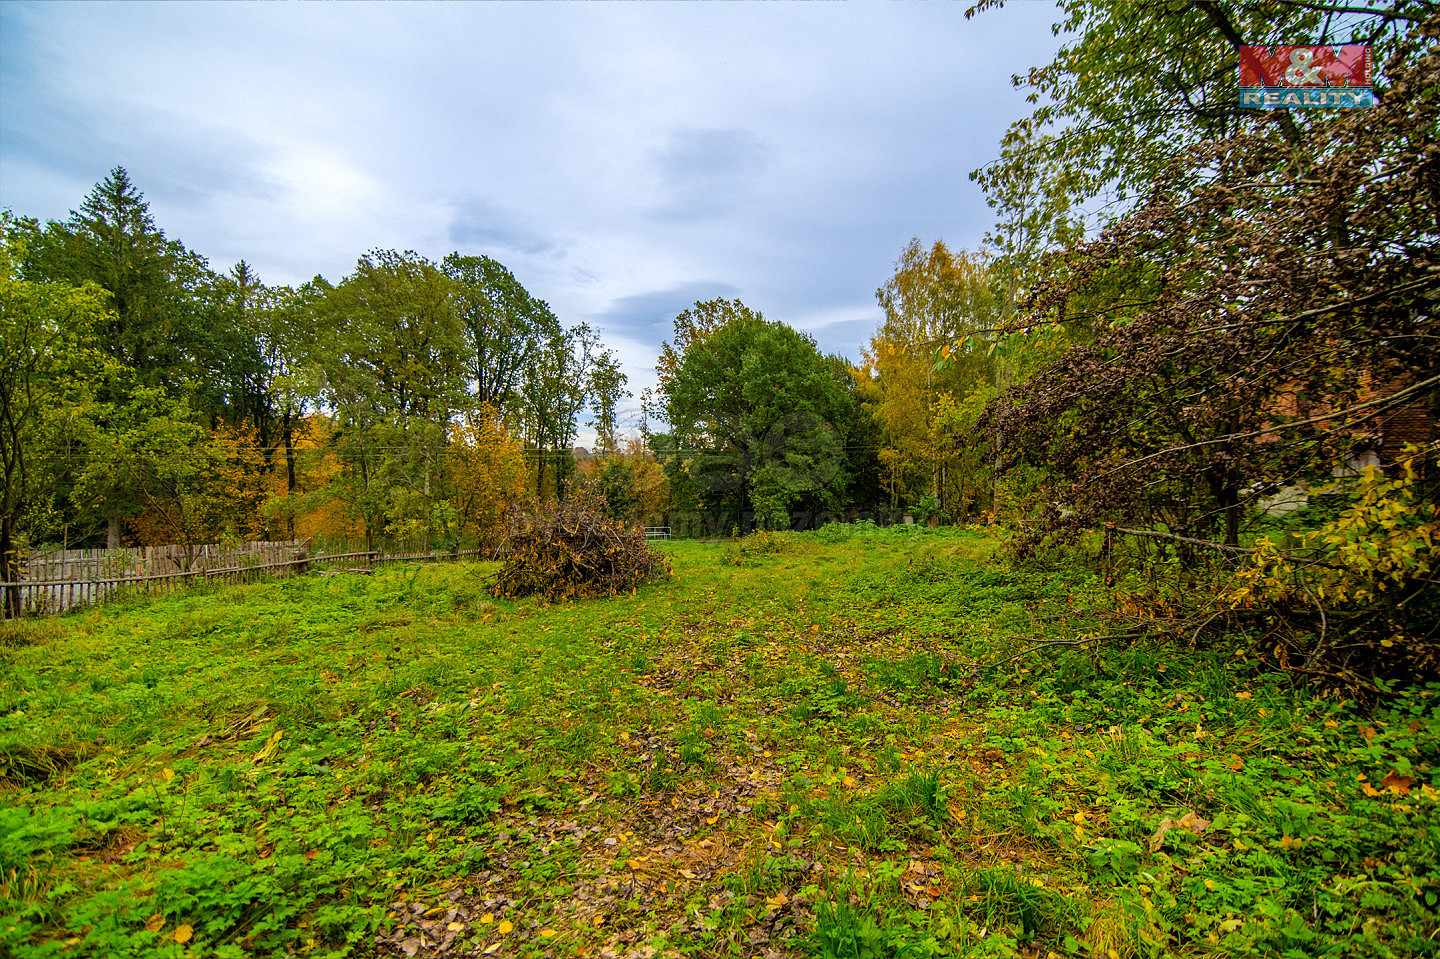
(489, 490, 671, 602)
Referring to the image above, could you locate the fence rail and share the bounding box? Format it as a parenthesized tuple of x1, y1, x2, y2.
(19, 541, 309, 582)
(0, 547, 492, 619)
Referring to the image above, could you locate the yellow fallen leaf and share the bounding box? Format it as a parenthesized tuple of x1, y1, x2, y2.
(145, 914, 165, 933)
(705, 816, 718, 825)
(173, 924, 193, 944)
(766, 893, 789, 907)
(498, 919, 513, 934)
(480, 913, 494, 924)
(447, 922, 465, 932)
(540, 930, 558, 938)
(161, 768, 175, 782)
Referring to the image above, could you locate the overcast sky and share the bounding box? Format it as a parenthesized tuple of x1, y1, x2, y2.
(0, 0, 1064, 441)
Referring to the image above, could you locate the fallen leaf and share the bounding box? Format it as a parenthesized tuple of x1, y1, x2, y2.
(1382, 770, 1415, 795)
(480, 913, 494, 924)
(447, 922, 465, 932)
(540, 930, 558, 938)
(173, 925, 193, 944)
(401, 938, 421, 958)
(498, 919, 513, 934)
(1149, 810, 1209, 852)
(145, 914, 165, 933)
(1177, 810, 1210, 834)
(1148, 819, 1175, 853)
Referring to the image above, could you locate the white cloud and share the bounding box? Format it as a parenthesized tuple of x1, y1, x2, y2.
(1, 0, 1064, 390)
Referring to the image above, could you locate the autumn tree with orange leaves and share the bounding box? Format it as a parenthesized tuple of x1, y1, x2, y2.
(445, 406, 530, 545)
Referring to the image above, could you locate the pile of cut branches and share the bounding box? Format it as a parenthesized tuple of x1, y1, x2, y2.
(490, 490, 671, 602)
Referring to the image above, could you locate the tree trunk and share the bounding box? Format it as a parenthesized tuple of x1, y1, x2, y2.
(0, 516, 20, 619)
(107, 512, 122, 550)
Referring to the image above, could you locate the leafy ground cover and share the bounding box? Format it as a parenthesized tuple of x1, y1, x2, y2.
(2, 526, 1436, 958)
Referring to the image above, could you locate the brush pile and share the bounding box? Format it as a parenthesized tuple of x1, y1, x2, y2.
(490, 490, 671, 602)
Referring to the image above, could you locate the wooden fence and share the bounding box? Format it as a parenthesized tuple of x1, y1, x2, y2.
(21, 541, 308, 581)
(0, 546, 489, 619)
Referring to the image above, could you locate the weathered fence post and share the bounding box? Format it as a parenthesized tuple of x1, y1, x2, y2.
(1103, 521, 1116, 587)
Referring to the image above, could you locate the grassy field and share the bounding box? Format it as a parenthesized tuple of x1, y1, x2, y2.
(2, 525, 1437, 958)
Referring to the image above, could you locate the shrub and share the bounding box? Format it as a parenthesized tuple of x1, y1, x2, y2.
(489, 490, 671, 601)
(1228, 460, 1438, 680)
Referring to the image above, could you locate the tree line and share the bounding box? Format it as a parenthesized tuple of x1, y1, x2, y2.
(1, 168, 628, 592)
(0, 167, 1017, 576)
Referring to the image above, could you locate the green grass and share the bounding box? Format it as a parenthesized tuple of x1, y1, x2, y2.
(1, 526, 1436, 958)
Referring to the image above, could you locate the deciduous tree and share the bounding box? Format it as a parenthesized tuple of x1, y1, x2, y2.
(660, 299, 855, 530)
(984, 18, 1439, 553)
(445, 406, 530, 545)
(0, 217, 108, 614)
